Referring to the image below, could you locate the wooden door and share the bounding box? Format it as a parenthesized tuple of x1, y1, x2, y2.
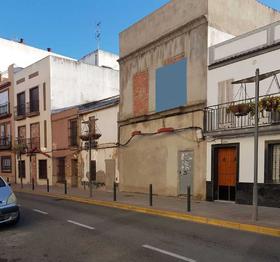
(71, 159, 78, 187)
(217, 147, 237, 201)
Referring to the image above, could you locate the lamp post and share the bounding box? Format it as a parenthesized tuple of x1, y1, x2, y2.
(232, 68, 280, 221)
(252, 68, 260, 221)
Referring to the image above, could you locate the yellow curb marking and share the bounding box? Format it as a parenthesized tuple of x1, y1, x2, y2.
(14, 189, 280, 238)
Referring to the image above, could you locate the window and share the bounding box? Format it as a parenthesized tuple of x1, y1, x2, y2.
(218, 79, 234, 104)
(18, 160, 25, 178)
(0, 90, 9, 116)
(69, 119, 78, 147)
(0, 122, 11, 147)
(267, 143, 280, 184)
(57, 158, 65, 183)
(39, 160, 47, 179)
(29, 86, 39, 113)
(17, 92, 26, 116)
(30, 123, 40, 150)
(1, 156, 11, 172)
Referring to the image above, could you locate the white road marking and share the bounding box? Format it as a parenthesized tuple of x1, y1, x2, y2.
(142, 244, 196, 262)
(33, 209, 48, 215)
(67, 220, 95, 230)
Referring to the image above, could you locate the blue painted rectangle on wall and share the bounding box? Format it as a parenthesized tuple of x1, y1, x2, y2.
(155, 58, 187, 112)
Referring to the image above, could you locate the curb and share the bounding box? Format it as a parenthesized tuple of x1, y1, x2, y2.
(14, 189, 280, 238)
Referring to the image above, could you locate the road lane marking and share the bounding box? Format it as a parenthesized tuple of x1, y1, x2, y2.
(67, 220, 95, 230)
(142, 244, 196, 262)
(33, 209, 48, 215)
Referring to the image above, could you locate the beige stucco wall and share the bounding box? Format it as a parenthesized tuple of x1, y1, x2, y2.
(14, 57, 53, 185)
(119, 110, 205, 198)
(119, 20, 208, 121)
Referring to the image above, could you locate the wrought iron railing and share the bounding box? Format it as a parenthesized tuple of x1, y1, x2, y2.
(205, 93, 280, 132)
(26, 100, 40, 115)
(0, 102, 9, 117)
(15, 137, 40, 153)
(0, 136, 11, 149)
(14, 104, 26, 119)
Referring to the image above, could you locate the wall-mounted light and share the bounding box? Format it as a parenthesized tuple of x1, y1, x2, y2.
(195, 129, 204, 141)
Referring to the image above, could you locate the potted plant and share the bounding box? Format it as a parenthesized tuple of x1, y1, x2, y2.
(227, 103, 251, 116)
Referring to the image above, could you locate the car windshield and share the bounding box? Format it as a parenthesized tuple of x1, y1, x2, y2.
(0, 177, 6, 187)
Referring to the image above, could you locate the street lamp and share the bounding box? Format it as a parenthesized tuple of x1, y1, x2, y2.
(232, 68, 280, 221)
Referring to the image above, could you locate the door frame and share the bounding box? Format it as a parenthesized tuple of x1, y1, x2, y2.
(211, 143, 240, 201)
(177, 149, 195, 196)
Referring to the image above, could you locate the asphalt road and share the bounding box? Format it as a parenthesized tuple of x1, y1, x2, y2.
(0, 193, 279, 262)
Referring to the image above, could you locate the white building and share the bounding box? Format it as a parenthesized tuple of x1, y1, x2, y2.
(78, 96, 119, 189)
(79, 49, 119, 71)
(13, 55, 119, 185)
(206, 21, 280, 207)
(0, 37, 73, 72)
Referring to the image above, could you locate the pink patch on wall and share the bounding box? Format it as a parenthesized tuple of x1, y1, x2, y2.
(133, 70, 149, 117)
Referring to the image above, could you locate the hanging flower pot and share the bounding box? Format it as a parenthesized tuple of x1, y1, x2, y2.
(237, 103, 251, 116)
(227, 103, 251, 116)
(80, 134, 90, 141)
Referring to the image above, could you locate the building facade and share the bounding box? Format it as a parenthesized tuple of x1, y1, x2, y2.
(13, 55, 119, 185)
(118, 0, 280, 198)
(0, 65, 16, 182)
(51, 96, 119, 188)
(206, 21, 280, 207)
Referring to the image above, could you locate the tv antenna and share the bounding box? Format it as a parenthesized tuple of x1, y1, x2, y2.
(95, 21, 101, 50)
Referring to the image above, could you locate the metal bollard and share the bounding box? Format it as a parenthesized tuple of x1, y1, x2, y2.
(64, 180, 67, 195)
(187, 186, 191, 212)
(21, 176, 23, 189)
(149, 184, 153, 207)
(7, 177, 9, 183)
(32, 178, 35, 191)
(89, 180, 93, 197)
(83, 181, 86, 190)
(47, 178, 49, 192)
(113, 182, 117, 201)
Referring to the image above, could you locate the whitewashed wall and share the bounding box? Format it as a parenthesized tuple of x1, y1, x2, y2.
(0, 37, 73, 72)
(80, 104, 119, 182)
(50, 56, 119, 110)
(208, 48, 280, 107)
(80, 49, 119, 71)
(206, 134, 280, 183)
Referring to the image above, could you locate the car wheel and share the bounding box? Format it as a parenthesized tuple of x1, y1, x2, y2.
(9, 211, 20, 225)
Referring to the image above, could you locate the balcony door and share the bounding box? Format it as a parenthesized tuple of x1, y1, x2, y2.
(30, 123, 40, 151)
(17, 92, 25, 116)
(0, 123, 10, 148)
(29, 87, 39, 113)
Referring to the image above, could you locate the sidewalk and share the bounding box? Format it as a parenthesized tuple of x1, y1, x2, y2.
(13, 183, 280, 230)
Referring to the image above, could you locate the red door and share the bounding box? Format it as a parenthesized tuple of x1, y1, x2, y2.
(217, 147, 237, 201)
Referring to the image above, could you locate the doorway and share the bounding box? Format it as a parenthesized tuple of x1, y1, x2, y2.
(178, 151, 193, 195)
(213, 145, 238, 201)
(71, 159, 78, 187)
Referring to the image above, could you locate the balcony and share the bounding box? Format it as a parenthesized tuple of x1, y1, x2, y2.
(0, 102, 10, 119)
(26, 100, 40, 117)
(205, 93, 280, 134)
(14, 104, 26, 120)
(0, 136, 11, 150)
(15, 137, 40, 154)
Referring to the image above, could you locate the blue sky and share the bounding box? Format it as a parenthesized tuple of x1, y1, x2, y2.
(0, 0, 278, 59)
